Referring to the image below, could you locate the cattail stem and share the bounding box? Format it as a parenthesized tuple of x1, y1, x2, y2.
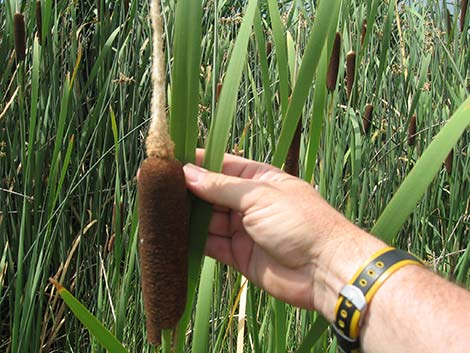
(346, 50, 356, 100)
(327, 32, 341, 92)
(14, 13, 26, 62)
(146, 1, 174, 159)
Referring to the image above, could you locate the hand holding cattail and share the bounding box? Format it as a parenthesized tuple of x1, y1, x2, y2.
(138, 0, 188, 346)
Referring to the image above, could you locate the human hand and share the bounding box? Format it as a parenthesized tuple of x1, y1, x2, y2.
(183, 150, 385, 317)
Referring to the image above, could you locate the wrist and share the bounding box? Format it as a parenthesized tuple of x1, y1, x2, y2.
(311, 219, 386, 322)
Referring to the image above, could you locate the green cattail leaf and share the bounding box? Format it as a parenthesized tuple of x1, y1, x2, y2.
(266, 0, 290, 118)
(305, 40, 328, 182)
(372, 97, 470, 242)
(50, 280, 130, 353)
(169, 0, 203, 163)
(272, 0, 342, 168)
(253, 8, 275, 147)
(203, 0, 258, 172)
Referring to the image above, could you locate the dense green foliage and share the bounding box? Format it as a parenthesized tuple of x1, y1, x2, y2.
(1, 0, 469, 352)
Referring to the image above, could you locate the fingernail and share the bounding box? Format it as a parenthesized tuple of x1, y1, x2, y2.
(183, 163, 207, 183)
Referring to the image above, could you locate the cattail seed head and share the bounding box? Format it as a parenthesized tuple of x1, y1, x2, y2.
(408, 114, 417, 146)
(361, 20, 367, 46)
(363, 104, 373, 135)
(327, 32, 341, 92)
(284, 119, 302, 177)
(445, 149, 453, 174)
(124, 0, 129, 14)
(138, 157, 188, 346)
(36, 2, 42, 45)
(346, 50, 356, 99)
(14, 13, 26, 62)
(461, 0, 468, 32)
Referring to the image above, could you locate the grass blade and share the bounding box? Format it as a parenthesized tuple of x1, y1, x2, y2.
(49, 279, 129, 353)
(272, 0, 342, 168)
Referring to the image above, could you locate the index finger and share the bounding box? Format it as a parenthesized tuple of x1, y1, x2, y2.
(194, 148, 280, 179)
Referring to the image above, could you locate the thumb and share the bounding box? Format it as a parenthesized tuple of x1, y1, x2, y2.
(183, 163, 257, 212)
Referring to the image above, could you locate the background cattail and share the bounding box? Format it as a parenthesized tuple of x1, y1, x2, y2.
(363, 104, 373, 135)
(138, 0, 188, 346)
(284, 119, 302, 177)
(361, 19, 367, 46)
(124, 0, 129, 14)
(346, 50, 356, 99)
(14, 13, 26, 62)
(266, 40, 272, 61)
(461, 0, 468, 32)
(327, 32, 341, 92)
(36, 2, 42, 45)
(408, 114, 417, 146)
(216, 81, 223, 103)
(445, 149, 453, 174)
(446, 9, 453, 34)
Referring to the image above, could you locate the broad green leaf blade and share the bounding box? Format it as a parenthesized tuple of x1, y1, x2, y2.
(372, 97, 470, 242)
(266, 0, 290, 118)
(304, 41, 328, 182)
(272, 0, 342, 168)
(50, 279, 130, 353)
(191, 257, 217, 353)
(176, 1, 258, 350)
(169, 0, 203, 163)
(296, 316, 329, 353)
(203, 0, 258, 172)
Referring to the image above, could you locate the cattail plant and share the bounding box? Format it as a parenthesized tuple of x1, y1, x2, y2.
(363, 104, 373, 135)
(327, 32, 341, 92)
(361, 19, 367, 46)
(408, 114, 417, 146)
(284, 119, 302, 176)
(461, 0, 468, 32)
(446, 9, 453, 34)
(13, 13, 26, 62)
(36, 2, 42, 45)
(138, 1, 188, 346)
(346, 50, 356, 99)
(445, 149, 453, 174)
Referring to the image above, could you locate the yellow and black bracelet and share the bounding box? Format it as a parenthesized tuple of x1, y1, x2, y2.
(332, 247, 423, 353)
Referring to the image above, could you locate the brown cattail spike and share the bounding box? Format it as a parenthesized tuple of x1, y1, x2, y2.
(36, 2, 42, 45)
(361, 20, 367, 46)
(327, 32, 341, 92)
(461, 0, 468, 32)
(408, 115, 417, 146)
(363, 104, 373, 135)
(346, 51, 356, 99)
(138, 158, 188, 345)
(445, 149, 453, 174)
(285, 119, 302, 176)
(14, 13, 26, 62)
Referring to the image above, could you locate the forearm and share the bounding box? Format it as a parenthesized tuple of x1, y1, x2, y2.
(313, 221, 470, 353)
